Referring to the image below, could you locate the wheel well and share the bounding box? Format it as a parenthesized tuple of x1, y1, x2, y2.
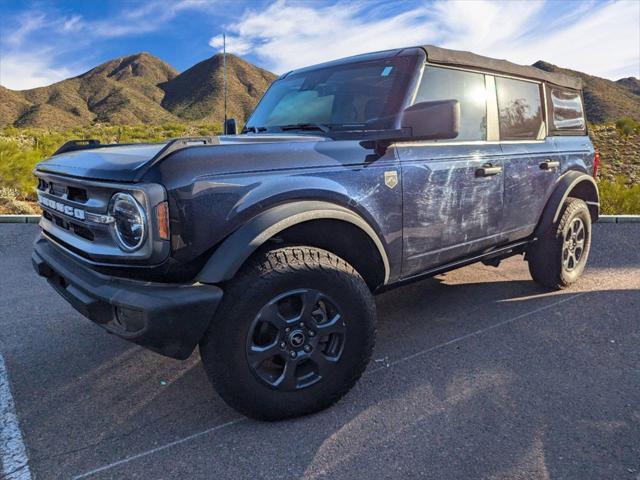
(266, 219, 386, 291)
(567, 179, 599, 222)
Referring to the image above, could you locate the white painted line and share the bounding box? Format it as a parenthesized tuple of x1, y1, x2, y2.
(72, 290, 586, 479)
(72, 417, 246, 479)
(0, 353, 32, 480)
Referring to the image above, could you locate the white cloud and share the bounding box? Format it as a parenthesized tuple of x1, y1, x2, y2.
(4, 13, 47, 47)
(62, 15, 83, 32)
(213, 0, 438, 73)
(217, 0, 640, 80)
(0, 52, 74, 90)
(209, 34, 254, 55)
(86, 0, 214, 38)
(510, 0, 640, 79)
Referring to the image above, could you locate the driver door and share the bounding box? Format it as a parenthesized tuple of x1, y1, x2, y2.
(399, 65, 504, 277)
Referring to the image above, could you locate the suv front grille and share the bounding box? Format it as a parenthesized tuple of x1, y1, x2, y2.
(42, 204, 95, 241)
(34, 170, 167, 264)
(35, 172, 120, 256)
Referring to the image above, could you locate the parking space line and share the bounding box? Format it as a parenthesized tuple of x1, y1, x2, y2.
(0, 353, 32, 480)
(72, 417, 245, 479)
(72, 291, 585, 479)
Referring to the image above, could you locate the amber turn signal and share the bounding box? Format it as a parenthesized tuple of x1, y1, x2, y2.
(155, 201, 170, 240)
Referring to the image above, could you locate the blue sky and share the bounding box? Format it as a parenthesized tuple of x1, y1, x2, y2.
(1, 0, 638, 90)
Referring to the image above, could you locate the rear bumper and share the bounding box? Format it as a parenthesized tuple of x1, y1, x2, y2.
(32, 234, 223, 359)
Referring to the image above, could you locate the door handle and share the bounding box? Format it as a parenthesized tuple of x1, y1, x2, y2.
(540, 160, 560, 170)
(476, 163, 502, 177)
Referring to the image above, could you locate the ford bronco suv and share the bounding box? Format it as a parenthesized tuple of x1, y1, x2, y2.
(32, 46, 599, 420)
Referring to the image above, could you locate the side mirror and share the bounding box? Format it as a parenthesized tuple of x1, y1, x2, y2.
(400, 99, 460, 140)
(224, 118, 237, 135)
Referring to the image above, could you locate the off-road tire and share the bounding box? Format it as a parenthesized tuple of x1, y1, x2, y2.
(527, 197, 592, 289)
(199, 246, 376, 421)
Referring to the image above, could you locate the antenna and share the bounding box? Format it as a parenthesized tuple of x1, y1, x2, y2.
(223, 33, 227, 134)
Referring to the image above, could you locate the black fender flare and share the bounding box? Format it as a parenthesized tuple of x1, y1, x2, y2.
(196, 201, 391, 284)
(534, 171, 599, 238)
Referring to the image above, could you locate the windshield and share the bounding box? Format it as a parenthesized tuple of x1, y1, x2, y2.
(245, 54, 420, 133)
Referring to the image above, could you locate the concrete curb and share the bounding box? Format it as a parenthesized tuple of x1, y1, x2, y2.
(1, 214, 639, 224)
(597, 215, 640, 223)
(0, 215, 41, 224)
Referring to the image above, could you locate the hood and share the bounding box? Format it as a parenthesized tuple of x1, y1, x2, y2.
(36, 134, 328, 182)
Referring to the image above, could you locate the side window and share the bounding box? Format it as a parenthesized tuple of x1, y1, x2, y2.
(414, 66, 487, 141)
(550, 88, 585, 131)
(496, 77, 543, 140)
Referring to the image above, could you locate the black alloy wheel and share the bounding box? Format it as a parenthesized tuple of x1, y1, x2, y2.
(561, 217, 586, 272)
(246, 289, 346, 391)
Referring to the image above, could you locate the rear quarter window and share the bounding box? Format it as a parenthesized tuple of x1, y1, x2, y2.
(496, 77, 544, 140)
(549, 88, 585, 131)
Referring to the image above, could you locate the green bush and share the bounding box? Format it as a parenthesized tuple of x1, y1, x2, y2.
(615, 117, 640, 137)
(598, 177, 640, 214)
(0, 141, 42, 199)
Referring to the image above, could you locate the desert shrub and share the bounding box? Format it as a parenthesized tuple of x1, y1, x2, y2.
(598, 177, 640, 214)
(0, 141, 42, 199)
(615, 117, 640, 137)
(0, 187, 38, 214)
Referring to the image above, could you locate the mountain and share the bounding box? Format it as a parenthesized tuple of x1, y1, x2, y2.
(533, 61, 640, 123)
(0, 52, 275, 128)
(616, 77, 640, 96)
(160, 53, 276, 123)
(0, 52, 637, 129)
(2, 53, 181, 128)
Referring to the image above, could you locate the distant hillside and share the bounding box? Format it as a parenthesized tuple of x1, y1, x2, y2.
(0, 53, 275, 128)
(590, 124, 640, 185)
(160, 54, 276, 123)
(1, 52, 637, 128)
(2, 53, 180, 128)
(533, 61, 640, 123)
(616, 77, 640, 96)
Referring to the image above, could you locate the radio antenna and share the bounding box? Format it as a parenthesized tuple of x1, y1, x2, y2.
(223, 33, 227, 133)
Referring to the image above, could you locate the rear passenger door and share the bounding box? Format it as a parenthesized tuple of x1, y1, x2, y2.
(397, 66, 504, 277)
(495, 76, 560, 240)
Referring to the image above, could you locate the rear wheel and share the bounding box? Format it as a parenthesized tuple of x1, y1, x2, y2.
(200, 246, 376, 420)
(527, 197, 592, 289)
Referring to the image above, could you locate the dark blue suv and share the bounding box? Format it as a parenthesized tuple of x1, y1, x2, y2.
(32, 45, 599, 420)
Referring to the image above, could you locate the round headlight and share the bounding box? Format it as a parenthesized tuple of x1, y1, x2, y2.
(109, 193, 146, 251)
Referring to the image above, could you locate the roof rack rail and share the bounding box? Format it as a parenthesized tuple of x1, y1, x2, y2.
(53, 139, 102, 156)
(151, 136, 220, 163)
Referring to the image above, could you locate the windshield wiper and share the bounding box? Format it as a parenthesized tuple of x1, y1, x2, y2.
(279, 123, 331, 133)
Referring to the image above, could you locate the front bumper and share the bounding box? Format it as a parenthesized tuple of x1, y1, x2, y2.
(32, 234, 223, 359)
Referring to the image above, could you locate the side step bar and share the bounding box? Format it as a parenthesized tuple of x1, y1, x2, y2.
(379, 239, 531, 292)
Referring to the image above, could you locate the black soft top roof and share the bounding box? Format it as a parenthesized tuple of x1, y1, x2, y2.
(421, 45, 581, 90)
(286, 45, 581, 91)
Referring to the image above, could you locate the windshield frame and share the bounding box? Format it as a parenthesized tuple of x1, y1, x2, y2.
(243, 49, 425, 138)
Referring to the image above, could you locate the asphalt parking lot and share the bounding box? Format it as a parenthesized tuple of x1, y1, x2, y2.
(0, 223, 638, 479)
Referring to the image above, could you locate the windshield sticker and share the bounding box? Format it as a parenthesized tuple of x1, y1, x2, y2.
(381, 66, 393, 77)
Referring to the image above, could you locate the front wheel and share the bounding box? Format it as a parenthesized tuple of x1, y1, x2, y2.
(199, 246, 376, 420)
(527, 197, 592, 289)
